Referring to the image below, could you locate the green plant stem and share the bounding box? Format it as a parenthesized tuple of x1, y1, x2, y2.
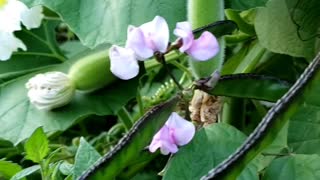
(40, 160, 49, 180)
(161, 58, 184, 91)
(144, 51, 185, 70)
(169, 61, 193, 79)
(117, 107, 133, 131)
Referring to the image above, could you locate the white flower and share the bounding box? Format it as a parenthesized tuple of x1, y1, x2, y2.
(0, 0, 44, 61)
(0, 0, 43, 32)
(0, 32, 26, 60)
(26, 72, 75, 111)
(109, 45, 139, 80)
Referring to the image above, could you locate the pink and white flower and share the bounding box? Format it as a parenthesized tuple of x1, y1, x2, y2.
(149, 112, 195, 155)
(126, 16, 169, 60)
(174, 22, 219, 61)
(110, 16, 169, 80)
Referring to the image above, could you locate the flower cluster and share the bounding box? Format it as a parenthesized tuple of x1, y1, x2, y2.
(109, 16, 219, 80)
(149, 112, 195, 155)
(0, 0, 43, 60)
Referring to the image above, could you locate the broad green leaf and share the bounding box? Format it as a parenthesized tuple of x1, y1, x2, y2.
(288, 91, 320, 154)
(0, 21, 64, 84)
(24, 127, 49, 163)
(11, 165, 40, 180)
(0, 161, 22, 179)
(263, 154, 320, 180)
(200, 50, 320, 179)
(22, 0, 187, 48)
(79, 96, 179, 179)
(164, 123, 259, 180)
(198, 74, 291, 102)
(73, 137, 101, 180)
(284, 0, 320, 42)
(0, 47, 138, 145)
(255, 0, 318, 59)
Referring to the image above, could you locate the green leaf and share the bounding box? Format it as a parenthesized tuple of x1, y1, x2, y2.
(284, 0, 320, 42)
(288, 90, 320, 155)
(255, 0, 318, 59)
(22, 0, 187, 48)
(0, 161, 22, 179)
(263, 154, 320, 180)
(79, 96, 179, 179)
(11, 165, 40, 180)
(73, 137, 101, 180)
(0, 48, 138, 145)
(164, 123, 258, 180)
(0, 21, 64, 84)
(24, 127, 49, 163)
(200, 50, 320, 179)
(198, 74, 291, 102)
(227, 0, 268, 10)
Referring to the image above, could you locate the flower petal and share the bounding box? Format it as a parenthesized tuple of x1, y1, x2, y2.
(126, 25, 153, 60)
(186, 31, 219, 61)
(21, 5, 44, 30)
(0, 0, 28, 32)
(166, 112, 195, 146)
(109, 45, 139, 80)
(149, 125, 178, 155)
(174, 22, 194, 52)
(140, 16, 169, 53)
(0, 32, 26, 61)
(25, 72, 75, 110)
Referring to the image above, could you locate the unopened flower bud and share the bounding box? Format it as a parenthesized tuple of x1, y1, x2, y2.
(26, 71, 75, 110)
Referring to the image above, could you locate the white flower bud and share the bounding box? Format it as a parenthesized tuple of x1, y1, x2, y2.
(26, 72, 75, 110)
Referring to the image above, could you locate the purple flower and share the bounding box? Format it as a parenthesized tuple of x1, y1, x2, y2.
(110, 16, 169, 80)
(174, 22, 219, 61)
(126, 16, 169, 60)
(149, 112, 195, 155)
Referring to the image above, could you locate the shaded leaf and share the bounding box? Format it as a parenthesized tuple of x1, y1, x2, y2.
(164, 123, 259, 180)
(255, 0, 317, 58)
(263, 154, 320, 180)
(0, 48, 138, 144)
(0, 161, 22, 179)
(200, 50, 320, 179)
(79, 96, 179, 179)
(73, 137, 101, 180)
(227, 0, 268, 10)
(199, 74, 291, 102)
(0, 21, 64, 84)
(22, 0, 187, 48)
(11, 165, 40, 180)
